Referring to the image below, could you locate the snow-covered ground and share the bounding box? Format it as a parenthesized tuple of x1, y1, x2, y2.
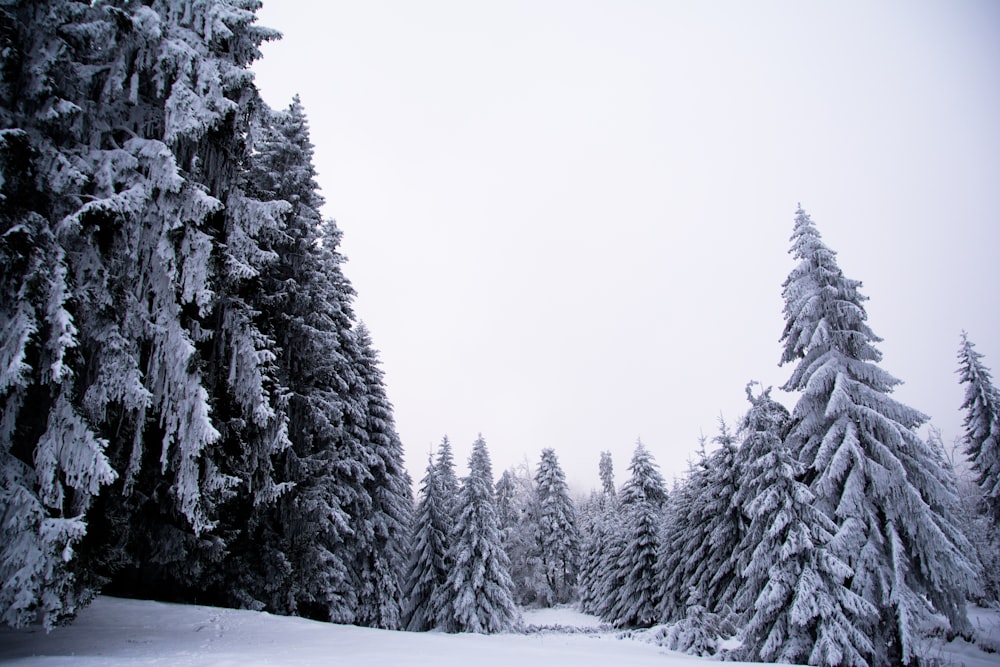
(0, 597, 997, 666)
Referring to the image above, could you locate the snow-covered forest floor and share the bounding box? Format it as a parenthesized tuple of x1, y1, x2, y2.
(0, 597, 997, 667)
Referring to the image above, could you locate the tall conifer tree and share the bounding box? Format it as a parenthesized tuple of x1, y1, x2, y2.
(780, 206, 976, 664)
(957, 332, 1000, 526)
(434, 435, 519, 633)
(533, 448, 580, 604)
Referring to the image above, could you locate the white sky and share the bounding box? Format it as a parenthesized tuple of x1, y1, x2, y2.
(252, 0, 1000, 492)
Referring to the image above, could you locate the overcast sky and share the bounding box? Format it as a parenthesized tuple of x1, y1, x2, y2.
(252, 0, 1000, 492)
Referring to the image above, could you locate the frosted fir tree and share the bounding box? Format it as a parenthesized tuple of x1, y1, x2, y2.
(0, 0, 138, 627)
(588, 499, 628, 620)
(434, 435, 520, 634)
(495, 463, 547, 605)
(603, 440, 665, 627)
(401, 456, 451, 631)
(956, 332, 1000, 526)
(674, 419, 745, 616)
(780, 206, 977, 664)
(34, 0, 286, 605)
(734, 383, 875, 666)
(579, 451, 618, 613)
(532, 448, 580, 604)
(434, 435, 460, 512)
(657, 588, 736, 658)
(729, 383, 790, 603)
(656, 440, 712, 622)
(347, 324, 413, 629)
(216, 96, 364, 621)
(599, 450, 616, 496)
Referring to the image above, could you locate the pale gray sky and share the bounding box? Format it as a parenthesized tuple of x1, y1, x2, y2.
(252, 1, 1000, 491)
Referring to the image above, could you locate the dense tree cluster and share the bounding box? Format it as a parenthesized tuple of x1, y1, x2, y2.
(573, 209, 985, 666)
(0, 0, 409, 630)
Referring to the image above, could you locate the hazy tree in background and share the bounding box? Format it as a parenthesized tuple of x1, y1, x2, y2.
(780, 206, 976, 664)
(495, 463, 547, 605)
(434, 436, 520, 633)
(599, 450, 616, 496)
(957, 332, 1000, 527)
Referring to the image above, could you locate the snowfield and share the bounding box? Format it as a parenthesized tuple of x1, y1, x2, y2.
(1, 597, 998, 667)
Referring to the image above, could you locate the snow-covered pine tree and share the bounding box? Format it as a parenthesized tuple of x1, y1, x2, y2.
(578, 451, 619, 615)
(656, 440, 711, 622)
(0, 0, 157, 627)
(672, 419, 744, 616)
(208, 96, 362, 620)
(40, 0, 288, 606)
(401, 456, 450, 631)
(434, 435, 520, 633)
(347, 324, 412, 629)
(434, 435, 459, 511)
(957, 332, 1000, 526)
(780, 206, 977, 664)
(533, 448, 580, 605)
(729, 383, 790, 608)
(495, 463, 546, 605)
(603, 440, 665, 627)
(735, 383, 875, 666)
(599, 450, 616, 496)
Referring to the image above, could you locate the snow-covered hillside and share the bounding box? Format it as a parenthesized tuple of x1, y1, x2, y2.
(1, 597, 998, 667)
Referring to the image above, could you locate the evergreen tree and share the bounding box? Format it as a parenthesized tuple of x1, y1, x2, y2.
(780, 206, 977, 664)
(577, 452, 618, 615)
(0, 0, 268, 625)
(729, 383, 790, 604)
(533, 448, 580, 604)
(676, 419, 744, 615)
(434, 435, 520, 634)
(957, 331, 1000, 526)
(1, 1, 411, 628)
(434, 435, 459, 516)
(495, 463, 546, 605)
(604, 440, 664, 627)
(347, 324, 412, 629)
(735, 383, 874, 665)
(401, 456, 450, 631)
(599, 450, 616, 496)
(212, 96, 364, 621)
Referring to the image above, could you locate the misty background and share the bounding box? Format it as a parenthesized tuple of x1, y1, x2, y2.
(252, 0, 1000, 491)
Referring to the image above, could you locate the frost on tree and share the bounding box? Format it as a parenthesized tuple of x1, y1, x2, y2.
(434, 435, 520, 634)
(657, 439, 710, 623)
(578, 451, 618, 614)
(668, 419, 744, 617)
(957, 332, 1000, 526)
(347, 324, 413, 630)
(532, 448, 580, 605)
(603, 440, 665, 628)
(402, 456, 451, 631)
(734, 383, 874, 666)
(495, 464, 547, 605)
(779, 206, 977, 665)
(0, 0, 121, 628)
